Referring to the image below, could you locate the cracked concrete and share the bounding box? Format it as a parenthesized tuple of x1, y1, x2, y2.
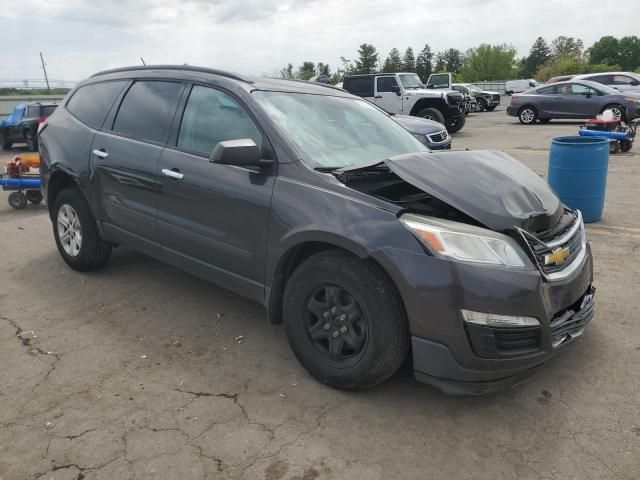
(1, 110, 639, 479)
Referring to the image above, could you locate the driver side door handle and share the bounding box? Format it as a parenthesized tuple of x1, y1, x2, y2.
(374, 95, 383, 99)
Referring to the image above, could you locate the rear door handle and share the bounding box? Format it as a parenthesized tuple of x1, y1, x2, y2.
(161, 168, 184, 180)
(374, 95, 383, 99)
(92, 149, 108, 158)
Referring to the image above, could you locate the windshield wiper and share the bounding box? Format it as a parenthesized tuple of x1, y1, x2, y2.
(314, 165, 351, 172)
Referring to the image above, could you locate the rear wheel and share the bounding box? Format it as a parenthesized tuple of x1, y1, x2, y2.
(26, 190, 43, 204)
(283, 250, 409, 390)
(518, 106, 538, 125)
(609, 141, 620, 154)
(620, 139, 632, 152)
(52, 187, 112, 271)
(415, 107, 446, 125)
(25, 130, 37, 152)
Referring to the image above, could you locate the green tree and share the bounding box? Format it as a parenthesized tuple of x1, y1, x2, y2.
(415, 44, 434, 81)
(588, 36, 620, 66)
(298, 61, 316, 80)
(438, 48, 462, 72)
(355, 43, 379, 74)
(434, 52, 446, 72)
(618, 36, 640, 71)
(382, 48, 403, 72)
(551, 36, 584, 59)
(459, 43, 517, 81)
(521, 37, 551, 78)
(317, 62, 331, 76)
(402, 47, 416, 72)
(279, 63, 295, 79)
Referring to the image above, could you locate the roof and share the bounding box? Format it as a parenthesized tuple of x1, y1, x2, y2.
(574, 71, 639, 78)
(89, 64, 353, 97)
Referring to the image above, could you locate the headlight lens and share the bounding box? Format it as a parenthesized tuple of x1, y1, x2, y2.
(399, 214, 531, 267)
(624, 97, 640, 104)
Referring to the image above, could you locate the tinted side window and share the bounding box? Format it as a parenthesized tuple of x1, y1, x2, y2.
(589, 75, 612, 84)
(66, 81, 127, 129)
(537, 86, 556, 94)
(345, 77, 374, 97)
(113, 81, 182, 144)
(612, 75, 636, 85)
(376, 76, 398, 92)
(177, 86, 262, 156)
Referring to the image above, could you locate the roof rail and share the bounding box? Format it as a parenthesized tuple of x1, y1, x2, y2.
(90, 65, 253, 84)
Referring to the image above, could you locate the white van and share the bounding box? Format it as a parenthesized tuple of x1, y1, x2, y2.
(505, 79, 539, 95)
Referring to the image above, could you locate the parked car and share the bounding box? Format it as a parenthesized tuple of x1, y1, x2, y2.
(40, 65, 595, 394)
(505, 79, 539, 95)
(572, 72, 640, 93)
(391, 115, 451, 150)
(342, 72, 466, 133)
(308, 74, 331, 84)
(506, 80, 640, 124)
(1, 102, 58, 151)
(546, 75, 575, 84)
(451, 83, 501, 111)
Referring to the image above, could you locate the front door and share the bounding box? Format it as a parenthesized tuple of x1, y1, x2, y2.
(156, 84, 275, 301)
(374, 76, 403, 114)
(90, 80, 184, 253)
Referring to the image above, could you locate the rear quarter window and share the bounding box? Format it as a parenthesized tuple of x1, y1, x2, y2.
(66, 81, 128, 129)
(344, 77, 374, 97)
(112, 81, 183, 144)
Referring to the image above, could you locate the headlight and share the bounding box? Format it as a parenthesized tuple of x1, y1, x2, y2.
(624, 97, 640, 104)
(413, 134, 429, 146)
(399, 214, 531, 267)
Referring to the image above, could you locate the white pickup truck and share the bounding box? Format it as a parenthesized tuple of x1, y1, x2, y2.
(342, 72, 467, 133)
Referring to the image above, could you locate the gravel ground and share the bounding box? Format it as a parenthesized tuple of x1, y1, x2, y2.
(1, 106, 639, 480)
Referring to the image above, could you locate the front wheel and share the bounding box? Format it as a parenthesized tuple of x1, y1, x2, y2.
(476, 98, 486, 112)
(26, 190, 43, 204)
(518, 106, 538, 125)
(415, 107, 445, 125)
(447, 114, 466, 133)
(52, 187, 112, 271)
(486, 105, 497, 112)
(283, 250, 409, 390)
(602, 104, 625, 122)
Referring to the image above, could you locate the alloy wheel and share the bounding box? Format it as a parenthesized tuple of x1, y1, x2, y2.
(520, 108, 535, 124)
(305, 284, 367, 363)
(57, 204, 83, 257)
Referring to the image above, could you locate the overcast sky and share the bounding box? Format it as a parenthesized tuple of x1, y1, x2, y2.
(2, 0, 640, 85)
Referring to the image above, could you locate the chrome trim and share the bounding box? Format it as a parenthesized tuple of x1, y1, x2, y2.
(544, 244, 587, 281)
(546, 210, 582, 249)
(427, 130, 449, 144)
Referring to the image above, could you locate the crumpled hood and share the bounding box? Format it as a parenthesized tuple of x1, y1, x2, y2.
(384, 150, 562, 232)
(392, 115, 446, 135)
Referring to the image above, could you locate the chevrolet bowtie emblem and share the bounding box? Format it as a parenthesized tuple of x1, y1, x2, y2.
(545, 247, 570, 266)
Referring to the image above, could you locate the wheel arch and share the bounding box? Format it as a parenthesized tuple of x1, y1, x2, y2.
(266, 236, 402, 326)
(47, 169, 80, 219)
(409, 97, 447, 116)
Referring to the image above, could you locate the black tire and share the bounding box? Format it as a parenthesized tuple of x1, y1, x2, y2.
(518, 106, 538, 125)
(283, 250, 409, 390)
(609, 141, 620, 154)
(26, 190, 43, 204)
(1, 132, 11, 150)
(52, 187, 112, 271)
(486, 105, 497, 112)
(415, 107, 446, 125)
(539, 118, 551, 124)
(25, 130, 38, 152)
(476, 98, 487, 112)
(447, 114, 466, 133)
(505, 90, 513, 96)
(620, 139, 632, 152)
(8, 192, 27, 210)
(602, 104, 625, 122)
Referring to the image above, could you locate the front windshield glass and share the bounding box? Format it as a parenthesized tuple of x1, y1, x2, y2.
(466, 85, 482, 93)
(253, 91, 427, 169)
(398, 74, 424, 89)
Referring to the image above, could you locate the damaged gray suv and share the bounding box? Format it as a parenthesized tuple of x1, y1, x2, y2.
(39, 66, 595, 394)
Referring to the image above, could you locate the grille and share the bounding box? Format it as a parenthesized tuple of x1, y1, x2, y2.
(427, 131, 448, 143)
(447, 92, 463, 106)
(521, 211, 585, 276)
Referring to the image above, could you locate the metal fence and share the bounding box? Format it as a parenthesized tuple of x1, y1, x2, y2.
(471, 81, 508, 95)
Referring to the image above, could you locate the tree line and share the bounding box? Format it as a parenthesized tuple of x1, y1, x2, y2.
(277, 35, 640, 84)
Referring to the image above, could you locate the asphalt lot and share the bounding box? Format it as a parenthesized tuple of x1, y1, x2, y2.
(1, 105, 639, 480)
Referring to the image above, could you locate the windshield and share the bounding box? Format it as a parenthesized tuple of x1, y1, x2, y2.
(253, 91, 427, 169)
(398, 74, 424, 89)
(466, 85, 482, 93)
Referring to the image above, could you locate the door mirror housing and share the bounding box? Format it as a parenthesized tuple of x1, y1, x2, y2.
(210, 139, 262, 166)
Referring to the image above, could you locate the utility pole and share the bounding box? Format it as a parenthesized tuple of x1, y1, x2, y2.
(40, 52, 50, 92)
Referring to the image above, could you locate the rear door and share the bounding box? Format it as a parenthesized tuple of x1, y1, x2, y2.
(90, 80, 184, 252)
(156, 84, 275, 300)
(610, 74, 640, 93)
(374, 76, 402, 114)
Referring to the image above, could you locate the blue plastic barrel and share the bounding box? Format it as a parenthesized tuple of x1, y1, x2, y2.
(548, 136, 609, 222)
(0, 177, 41, 188)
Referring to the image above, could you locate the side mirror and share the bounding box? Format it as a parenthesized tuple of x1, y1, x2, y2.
(391, 85, 401, 96)
(426, 83, 435, 89)
(584, 92, 592, 98)
(210, 139, 263, 166)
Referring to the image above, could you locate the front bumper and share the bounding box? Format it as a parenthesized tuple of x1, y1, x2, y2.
(374, 242, 594, 395)
(506, 105, 519, 117)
